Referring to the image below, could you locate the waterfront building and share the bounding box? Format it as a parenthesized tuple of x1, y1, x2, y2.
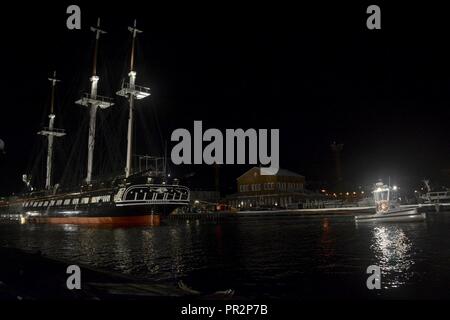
(227, 167, 314, 209)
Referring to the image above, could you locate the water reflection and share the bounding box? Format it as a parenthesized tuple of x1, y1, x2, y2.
(370, 225, 414, 288)
(319, 218, 335, 259)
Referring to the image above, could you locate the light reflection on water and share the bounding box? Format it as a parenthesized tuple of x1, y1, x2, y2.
(370, 225, 415, 289)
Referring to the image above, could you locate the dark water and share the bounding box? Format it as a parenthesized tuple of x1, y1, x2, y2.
(1, 212, 450, 299)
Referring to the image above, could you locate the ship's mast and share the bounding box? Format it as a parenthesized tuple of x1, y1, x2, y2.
(38, 71, 66, 190)
(117, 20, 151, 178)
(76, 18, 114, 184)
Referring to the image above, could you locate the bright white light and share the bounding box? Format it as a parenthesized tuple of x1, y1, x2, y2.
(393, 186, 398, 191)
(194, 200, 199, 204)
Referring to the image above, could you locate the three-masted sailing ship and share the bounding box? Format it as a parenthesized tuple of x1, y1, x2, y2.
(0, 19, 190, 225)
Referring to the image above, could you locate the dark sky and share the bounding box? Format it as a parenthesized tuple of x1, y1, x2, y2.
(1, 2, 450, 195)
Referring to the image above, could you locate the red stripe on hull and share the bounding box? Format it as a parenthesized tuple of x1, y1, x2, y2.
(27, 214, 160, 226)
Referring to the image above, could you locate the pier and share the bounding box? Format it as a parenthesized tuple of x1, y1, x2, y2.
(169, 203, 448, 220)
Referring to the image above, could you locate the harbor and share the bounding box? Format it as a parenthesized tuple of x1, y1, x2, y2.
(2, 3, 450, 308)
(1, 209, 450, 300)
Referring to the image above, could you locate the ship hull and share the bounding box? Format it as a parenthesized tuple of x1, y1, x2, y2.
(23, 202, 184, 225)
(354, 208, 426, 223)
(1, 183, 190, 226)
(26, 214, 161, 226)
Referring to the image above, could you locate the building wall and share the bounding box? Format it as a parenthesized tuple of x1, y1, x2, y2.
(229, 167, 307, 209)
(237, 167, 305, 195)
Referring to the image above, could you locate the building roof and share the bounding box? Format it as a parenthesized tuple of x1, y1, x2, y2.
(237, 167, 305, 180)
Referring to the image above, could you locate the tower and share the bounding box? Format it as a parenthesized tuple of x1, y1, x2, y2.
(330, 142, 344, 191)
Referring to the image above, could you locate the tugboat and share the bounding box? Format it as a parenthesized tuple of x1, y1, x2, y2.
(0, 19, 190, 225)
(355, 182, 426, 223)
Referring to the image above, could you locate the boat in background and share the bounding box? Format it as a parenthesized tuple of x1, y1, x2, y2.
(419, 180, 450, 204)
(355, 182, 426, 223)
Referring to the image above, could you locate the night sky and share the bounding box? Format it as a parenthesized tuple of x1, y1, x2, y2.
(1, 2, 450, 195)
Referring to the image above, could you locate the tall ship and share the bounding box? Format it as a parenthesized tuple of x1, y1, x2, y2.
(0, 19, 190, 225)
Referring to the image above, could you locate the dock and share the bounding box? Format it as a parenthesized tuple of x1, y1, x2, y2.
(169, 203, 449, 220)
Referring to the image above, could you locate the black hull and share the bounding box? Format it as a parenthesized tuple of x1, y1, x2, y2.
(25, 202, 184, 218)
(1, 183, 190, 225)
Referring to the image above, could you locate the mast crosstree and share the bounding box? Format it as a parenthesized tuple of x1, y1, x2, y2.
(116, 19, 151, 178)
(76, 18, 114, 184)
(37, 71, 66, 190)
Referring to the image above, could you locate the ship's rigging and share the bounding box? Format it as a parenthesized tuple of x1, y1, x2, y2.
(75, 18, 114, 185)
(26, 19, 168, 193)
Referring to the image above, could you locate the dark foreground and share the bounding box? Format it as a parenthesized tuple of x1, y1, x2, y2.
(0, 247, 235, 300)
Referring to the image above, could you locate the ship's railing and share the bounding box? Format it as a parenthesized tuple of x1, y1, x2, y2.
(39, 127, 66, 134)
(76, 93, 115, 109)
(117, 185, 190, 203)
(116, 82, 151, 99)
